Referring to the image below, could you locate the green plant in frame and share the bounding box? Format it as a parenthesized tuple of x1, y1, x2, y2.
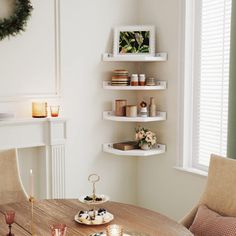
(119, 31, 150, 54)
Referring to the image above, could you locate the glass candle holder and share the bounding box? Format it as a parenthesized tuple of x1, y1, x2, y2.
(50, 224, 67, 236)
(32, 102, 47, 118)
(106, 224, 123, 236)
(50, 105, 60, 117)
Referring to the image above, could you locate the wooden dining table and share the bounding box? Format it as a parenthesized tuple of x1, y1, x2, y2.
(0, 199, 193, 236)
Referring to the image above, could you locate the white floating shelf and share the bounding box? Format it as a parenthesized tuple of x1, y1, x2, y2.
(103, 143, 166, 157)
(102, 53, 168, 62)
(103, 111, 166, 122)
(103, 81, 167, 91)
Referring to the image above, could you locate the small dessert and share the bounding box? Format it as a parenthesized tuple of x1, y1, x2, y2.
(83, 195, 104, 203)
(93, 215, 103, 224)
(84, 196, 93, 201)
(103, 213, 111, 222)
(95, 197, 103, 201)
(78, 210, 90, 224)
(76, 208, 111, 225)
(97, 208, 106, 216)
(88, 209, 96, 219)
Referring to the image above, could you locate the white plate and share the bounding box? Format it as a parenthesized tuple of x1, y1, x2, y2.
(78, 194, 110, 205)
(0, 113, 14, 120)
(74, 211, 114, 225)
(91, 233, 130, 236)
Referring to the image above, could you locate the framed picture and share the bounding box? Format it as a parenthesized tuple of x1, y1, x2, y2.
(113, 25, 155, 56)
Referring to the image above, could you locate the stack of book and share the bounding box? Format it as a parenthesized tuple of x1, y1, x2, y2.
(113, 141, 139, 151)
(111, 70, 130, 86)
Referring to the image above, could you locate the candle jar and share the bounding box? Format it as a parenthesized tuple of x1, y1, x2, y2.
(106, 224, 123, 236)
(32, 102, 47, 118)
(146, 77, 156, 86)
(126, 105, 137, 117)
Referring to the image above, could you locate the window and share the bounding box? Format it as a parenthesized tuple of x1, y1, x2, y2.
(181, 0, 232, 172)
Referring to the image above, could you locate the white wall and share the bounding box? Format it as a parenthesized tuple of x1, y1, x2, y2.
(136, 0, 207, 220)
(60, 0, 139, 203)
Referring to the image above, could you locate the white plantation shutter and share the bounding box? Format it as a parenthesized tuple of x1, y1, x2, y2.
(192, 0, 232, 170)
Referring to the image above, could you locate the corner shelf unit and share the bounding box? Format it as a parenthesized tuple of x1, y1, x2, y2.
(103, 111, 166, 122)
(102, 53, 168, 62)
(103, 143, 166, 157)
(103, 81, 167, 91)
(102, 51, 168, 157)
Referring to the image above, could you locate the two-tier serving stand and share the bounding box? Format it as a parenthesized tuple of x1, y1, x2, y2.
(74, 174, 113, 225)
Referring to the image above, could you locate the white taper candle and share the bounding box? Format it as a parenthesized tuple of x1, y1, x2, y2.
(30, 169, 34, 197)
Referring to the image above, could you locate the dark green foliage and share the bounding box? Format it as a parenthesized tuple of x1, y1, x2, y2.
(119, 31, 150, 54)
(0, 0, 33, 40)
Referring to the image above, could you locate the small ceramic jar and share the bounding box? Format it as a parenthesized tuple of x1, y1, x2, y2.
(139, 74, 146, 86)
(131, 74, 138, 86)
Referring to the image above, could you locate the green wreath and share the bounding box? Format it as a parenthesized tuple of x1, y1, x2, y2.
(0, 0, 33, 40)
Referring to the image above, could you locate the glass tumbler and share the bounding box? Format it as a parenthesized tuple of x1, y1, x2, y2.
(50, 224, 67, 236)
(106, 224, 123, 236)
(50, 105, 60, 117)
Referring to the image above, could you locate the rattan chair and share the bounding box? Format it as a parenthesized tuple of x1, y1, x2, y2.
(0, 149, 28, 205)
(180, 154, 236, 228)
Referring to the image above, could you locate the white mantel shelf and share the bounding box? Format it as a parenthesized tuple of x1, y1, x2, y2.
(103, 143, 166, 157)
(103, 81, 167, 90)
(0, 117, 65, 126)
(103, 111, 167, 122)
(0, 117, 66, 199)
(102, 53, 168, 62)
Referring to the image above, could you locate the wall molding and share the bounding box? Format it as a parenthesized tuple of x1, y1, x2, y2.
(0, 0, 61, 102)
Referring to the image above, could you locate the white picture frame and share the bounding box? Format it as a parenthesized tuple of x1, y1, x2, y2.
(113, 25, 155, 57)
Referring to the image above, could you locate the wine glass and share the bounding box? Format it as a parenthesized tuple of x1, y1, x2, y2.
(50, 224, 67, 236)
(5, 210, 15, 236)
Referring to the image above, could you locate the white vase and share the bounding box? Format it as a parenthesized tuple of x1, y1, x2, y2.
(140, 143, 151, 150)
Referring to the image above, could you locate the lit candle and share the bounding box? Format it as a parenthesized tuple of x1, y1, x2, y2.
(30, 169, 34, 197)
(106, 224, 123, 236)
(32, 102, 47, 118)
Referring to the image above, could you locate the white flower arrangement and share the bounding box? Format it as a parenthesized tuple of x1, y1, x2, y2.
(135, 127, 157, 148)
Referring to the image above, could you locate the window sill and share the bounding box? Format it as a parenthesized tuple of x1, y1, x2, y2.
(174, 166, 208, 177)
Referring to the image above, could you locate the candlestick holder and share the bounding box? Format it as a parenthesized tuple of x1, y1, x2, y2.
(29, 196, 36, 236)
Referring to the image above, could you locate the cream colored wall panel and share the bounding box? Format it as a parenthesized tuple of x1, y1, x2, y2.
(0, 0, 60, 100)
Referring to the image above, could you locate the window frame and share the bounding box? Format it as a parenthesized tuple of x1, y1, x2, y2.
(177, 0, 231, 173)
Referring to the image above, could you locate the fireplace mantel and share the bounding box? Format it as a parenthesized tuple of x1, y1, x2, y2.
(0, 118, 66, 199)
